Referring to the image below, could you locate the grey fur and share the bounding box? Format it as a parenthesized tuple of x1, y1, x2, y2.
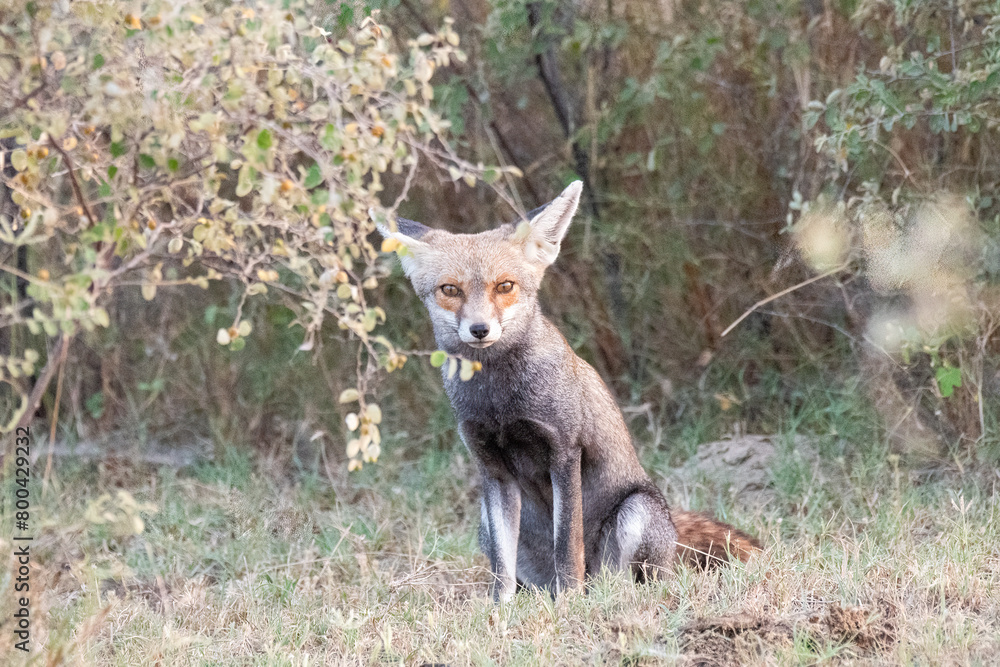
(378, 182, 681, 600)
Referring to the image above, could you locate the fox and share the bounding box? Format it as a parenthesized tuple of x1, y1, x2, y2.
(376, 181, 760, 601)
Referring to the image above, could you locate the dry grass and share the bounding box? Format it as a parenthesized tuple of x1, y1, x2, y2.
(2, 435, 998, 666)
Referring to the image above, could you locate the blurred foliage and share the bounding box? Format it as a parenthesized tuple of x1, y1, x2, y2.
(2, 0, 998, 466)
(0, 0, 515, 467)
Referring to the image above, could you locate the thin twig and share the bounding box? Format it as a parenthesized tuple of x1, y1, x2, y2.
(874, 140, 917, 186)
(0, 82, 45, 124)
(0, 262, 37, 284)
(42, 334, 70, 493)
(721, 263, 850, 338)
(48, 136, 97, 227)
(389, 153, 419, 215)
(14, 335, 66, 433)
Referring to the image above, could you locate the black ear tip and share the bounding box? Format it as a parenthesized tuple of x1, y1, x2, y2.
(370, 208, 431, 238)
(395, 217, 431, 239)
(525, 203, 550, 222)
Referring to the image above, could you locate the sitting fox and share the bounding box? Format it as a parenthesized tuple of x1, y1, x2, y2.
(377, 181, 759, 601)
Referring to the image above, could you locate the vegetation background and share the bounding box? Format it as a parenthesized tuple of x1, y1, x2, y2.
(1, 0, 998, 664)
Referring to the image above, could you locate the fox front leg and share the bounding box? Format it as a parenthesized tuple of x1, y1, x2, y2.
(480, 474, 522, 602)
(550, 447, 586, 595)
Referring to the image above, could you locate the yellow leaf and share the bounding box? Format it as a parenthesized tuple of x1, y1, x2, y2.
(713, 393, 741, 412)
(92, 308, 110, 328)
(380, 237, 400, 253)
(347, 439, 361, 458)
(339, 388, 360, 403)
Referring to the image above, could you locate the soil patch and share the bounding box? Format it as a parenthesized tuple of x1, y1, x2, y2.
(678, 601, 898, 665)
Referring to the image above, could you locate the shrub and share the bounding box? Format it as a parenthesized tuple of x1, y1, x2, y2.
(0, 0, 507, 467)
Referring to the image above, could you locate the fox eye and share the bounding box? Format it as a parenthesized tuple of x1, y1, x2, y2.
(496, 281, 515, 294)
(440, 284, 461, 297)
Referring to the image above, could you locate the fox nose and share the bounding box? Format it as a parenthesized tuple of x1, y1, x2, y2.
(469, 323, 490, 340)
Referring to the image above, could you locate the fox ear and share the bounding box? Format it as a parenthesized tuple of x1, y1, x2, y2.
(370, 209, 431, 276)
(522, 180, 582, 266)
(371, 209, 431, 243)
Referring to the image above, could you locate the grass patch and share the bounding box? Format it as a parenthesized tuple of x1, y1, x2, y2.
(2, 407, 998, 665)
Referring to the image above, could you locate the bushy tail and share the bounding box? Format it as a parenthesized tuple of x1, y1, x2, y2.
(671, 510, 761, 568)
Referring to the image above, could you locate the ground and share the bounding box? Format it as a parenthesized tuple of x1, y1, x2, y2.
(1, 430, 998, 665)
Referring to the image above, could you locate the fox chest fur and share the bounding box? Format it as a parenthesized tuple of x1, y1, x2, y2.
(442, 321, 586, 507)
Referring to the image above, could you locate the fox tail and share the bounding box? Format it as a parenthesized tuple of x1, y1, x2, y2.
(671, 510, 761, 568)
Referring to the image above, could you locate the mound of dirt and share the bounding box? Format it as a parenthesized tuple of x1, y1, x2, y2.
(678, 601, 899, 665)
(675, 434, 820, 506)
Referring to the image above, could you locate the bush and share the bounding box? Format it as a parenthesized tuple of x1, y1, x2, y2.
(0, 0, 508, 467)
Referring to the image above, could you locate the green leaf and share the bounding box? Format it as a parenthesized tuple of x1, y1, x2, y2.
(92, 53, 105, 69)
(139, 154, 156, 169)
(304, 164, 322, 189)
(110, 141, 127, 158)
(928, 114, 948, 134)
(229, 337, 246, 352)
(107, 165, 118, 179)
(321, 124, 341, 151)
(257, 129, 272, 150)
(936, 366, 961, 398)
(85, 391, 105, 419)
(430, 350, 447, 367)
(337, 3, 354, 28)
(167, 158, 179, 172)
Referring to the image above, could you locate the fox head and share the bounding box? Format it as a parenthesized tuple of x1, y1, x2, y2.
(376, 181, 582, 354)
